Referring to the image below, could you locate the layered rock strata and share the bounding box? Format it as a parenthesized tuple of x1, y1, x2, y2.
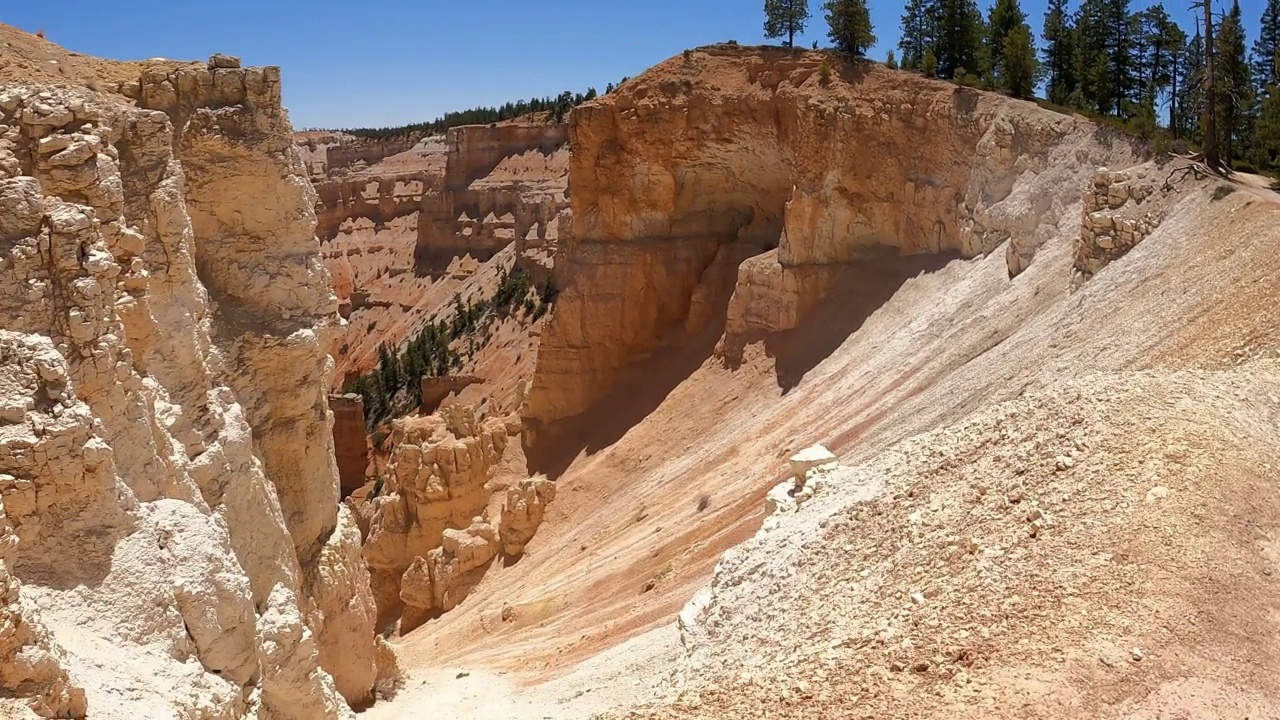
(0, 55, 381, 717)
(524, 47, 1144, 432)
(315, 171, 441, 245)
(415, 124, 569, 270)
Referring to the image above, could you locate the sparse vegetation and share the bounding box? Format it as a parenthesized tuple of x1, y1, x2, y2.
(340, 80, 631, 139)
(819, 58, 833, 85)
(344, 267, 558, 428)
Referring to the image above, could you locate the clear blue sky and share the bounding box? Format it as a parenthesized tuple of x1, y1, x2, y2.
(1, 0, 1264, 129)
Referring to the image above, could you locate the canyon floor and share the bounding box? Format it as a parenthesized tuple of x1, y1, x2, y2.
(4, 24, 1280, 720)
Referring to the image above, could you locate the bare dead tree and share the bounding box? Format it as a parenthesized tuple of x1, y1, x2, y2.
(1196, 0, 1223, 171)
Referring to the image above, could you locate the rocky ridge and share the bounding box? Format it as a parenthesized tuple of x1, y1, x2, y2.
(524, 46, 1144, 433)
(0, 49, 390, 717)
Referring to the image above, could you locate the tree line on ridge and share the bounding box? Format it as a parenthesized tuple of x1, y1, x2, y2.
(766, 0, 1280, 173)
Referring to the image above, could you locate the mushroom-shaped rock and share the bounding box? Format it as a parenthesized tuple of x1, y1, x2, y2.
(789, 444, 838, 485)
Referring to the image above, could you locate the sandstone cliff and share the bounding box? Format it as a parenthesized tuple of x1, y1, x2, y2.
(309, 122, 567, 401)
(297, 131, 429, 180)
(523, 47, 1143, 433)
(0, 49, 384, 717)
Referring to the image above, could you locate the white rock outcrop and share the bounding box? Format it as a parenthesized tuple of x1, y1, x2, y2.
(765, 444, 840, 516)
(680, 444, 853, 655)
(0, 59, 379, 717)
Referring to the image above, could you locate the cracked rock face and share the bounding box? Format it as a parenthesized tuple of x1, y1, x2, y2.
(0, 57, 379, 718)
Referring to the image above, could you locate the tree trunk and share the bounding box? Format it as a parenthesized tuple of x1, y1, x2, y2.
(1202, 0, 1221, 169)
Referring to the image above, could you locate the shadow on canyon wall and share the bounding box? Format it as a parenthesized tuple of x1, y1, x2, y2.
(524, 247, 962, 480)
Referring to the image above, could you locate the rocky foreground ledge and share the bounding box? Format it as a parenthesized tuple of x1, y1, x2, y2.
(0, 53, 394, 718)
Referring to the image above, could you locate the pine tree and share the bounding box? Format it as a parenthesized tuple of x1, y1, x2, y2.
(1002, 24, 1039, 98)
(934, 0, 984, 79)
(899, 0, 936, 71)
(1253, 0, 1280, 167)
(987, 0, 1028, 84)
(923, 48, 939, 77)
(1103, 0, 1137, 117)
(1073, 0, 1114, 114)
(1216, 0, 1252, 165)
(825, 0, 876, 55)
(765, 0, 812, 47)
(1253, 86, 1280, 170)
(1252, 0, 1280, 92)
(1179, 29, 1205, 140)
(1137, 6, 1187, 133)
(1042, 0, 1075, 105)
(1199, 0, 1221, 169)
(886, 50, 900, 69)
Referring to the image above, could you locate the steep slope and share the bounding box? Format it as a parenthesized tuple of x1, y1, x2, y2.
(641, 365, 1280, 720)
(381, 47, 1280, 719)
(0, 32, 391, 718)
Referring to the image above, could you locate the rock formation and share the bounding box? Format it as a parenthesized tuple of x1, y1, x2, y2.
(498, 476, 557, 556)
(304, 121, 568, 409)
(315, 171, 442, 247)
(416, 124, 569, 271)
(763, 444, 840, 515)
(359, 402, 557, 628)
(419, 375, 482, 412)
(0, 402, 87, 719)
(523, 47, 1144, 434)
(361, 405, 508, 623)
(297, 131, 428, 180)
(1075, 163, 1179, 278)
(330, 393, 370, 497)
(400, 517, 499, 621)
(0, 52, 381, 716)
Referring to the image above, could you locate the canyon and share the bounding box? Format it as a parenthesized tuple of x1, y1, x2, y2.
(4, 24, 1280, 720)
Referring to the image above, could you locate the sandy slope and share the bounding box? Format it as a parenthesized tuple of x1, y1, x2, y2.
(376, 160, 1280, 717)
